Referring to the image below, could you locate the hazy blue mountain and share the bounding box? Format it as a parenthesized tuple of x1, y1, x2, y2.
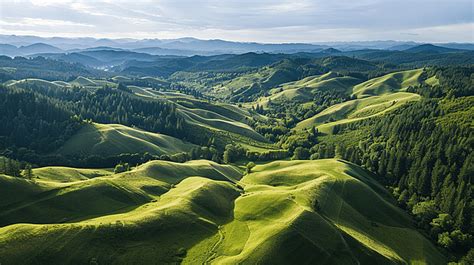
(18, 43, 63, 55)
(0, 44, 18, 57)
(437, 43, 474, 51)
(405, 44, 461, 53)
(0, 43, 63, 56)
(1, 35, 472, 57)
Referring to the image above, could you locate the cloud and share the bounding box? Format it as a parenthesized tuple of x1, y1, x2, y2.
(0, 0, 472, 42)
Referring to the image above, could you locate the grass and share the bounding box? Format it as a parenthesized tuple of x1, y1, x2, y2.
(0, 159, 445, 264)
(33, 167, 113, 183)
(294, 69, 436, 134)
(5, 77, 117, 91)
(69, 76, 98, 86)
(352, 69, 424, 98)
(4, 76, 272, 152)
(111, 76, 132, 82)
(425, 75, 439, 86)
(296, 92, 421, 134)
(255, 73, 362, 107)
(207, 159, 444, 264)
(6, 78, 65, 90)
(56, 122, 197, 157)
(129, 85, 273, 150)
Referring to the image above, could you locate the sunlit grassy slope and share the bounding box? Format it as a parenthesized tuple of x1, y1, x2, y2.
(296, 92, 421, 133)
(0, 159, 444, 264)
(352, 69, 423, 98)
(33, 167, 113, 183)
(0, 159, 241, 226)
(69, 76, 98, 86)
(6, 78, 65, 90)
(6, 77, 116, 90)
(294, 69, 428, 134)
(56, 122, 196, 157)
(254, 72, 362, 107)
(129, 85, 272, 151)
(4, 76, 272, 152)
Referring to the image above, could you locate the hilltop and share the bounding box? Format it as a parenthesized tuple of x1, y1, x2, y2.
(0, 159, 445, 264)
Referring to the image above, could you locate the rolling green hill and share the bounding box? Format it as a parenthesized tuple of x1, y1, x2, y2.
(69, 76, 98, 86)
(208, 159, 444, 264)
(111, 76, 132, 82)
(68, 76, 116, 88)
(222, 58, 327, 101)
(0, 159, 444, 264)
(254, 72, 362, 107)
(6, 78, 66, 90)
(294, 69, 428, 134)
(32, 167, 113, 183)
(56, 123, 197, 157)
(0, 160, 241, 226)
(3, 76, 272, 153)
(352, 69, 424, 98)
(296, 92, 421, 134)
(129, 85, 272, 150)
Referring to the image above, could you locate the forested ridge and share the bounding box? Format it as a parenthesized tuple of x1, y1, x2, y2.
(0, 85, 81, 154)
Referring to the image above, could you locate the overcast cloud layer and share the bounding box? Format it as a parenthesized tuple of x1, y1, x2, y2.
(0, 0, 472, 43)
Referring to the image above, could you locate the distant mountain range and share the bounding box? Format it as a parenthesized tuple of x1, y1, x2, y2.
(1, 35, 473, 58)
(0, 43, 64, 57)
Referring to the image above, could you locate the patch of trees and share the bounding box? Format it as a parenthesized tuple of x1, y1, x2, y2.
(408, 66, 474, 98)
(254, 123, 289, 142)
(10, 83, 190, 142)
(68, 86, 186, 138)
(280, 127, 318, 154)
(245, 149, 288, 161)
(169, 83, 204, 98)
(0, 157, 22, 177)
(0, 85, 82, 155)
(0, 156, 34, 179)
(189, 145, 222, 163)
(116, 83, 132, 93)
(222, 143, 288, 163)
(114, 161, 131, 173)
(261, 89, 351, 131)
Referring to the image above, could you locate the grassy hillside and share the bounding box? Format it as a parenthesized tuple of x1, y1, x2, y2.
(255, 72, 362, 107)
(129, 85, 272, 150)
(6, 78, 65, 90)
(3, 75, 272, 153)
(56, 123, 196, 157)
(294, 70, 427, 134)
(222, 58, 326, 101)
(296, 92, 421, 134)
(111, 75, 132, 82)
(207, 159, 444, 264)
(0, 159, 241, 226)
(5, 77, 116, 90)
(69, 76, 98, 86)
(0, 159, 444, 264)
(33, 167, 113, 183)
(352, 69, 423, 98)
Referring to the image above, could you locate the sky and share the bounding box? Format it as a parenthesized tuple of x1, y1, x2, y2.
(0, 0, 473, 43)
